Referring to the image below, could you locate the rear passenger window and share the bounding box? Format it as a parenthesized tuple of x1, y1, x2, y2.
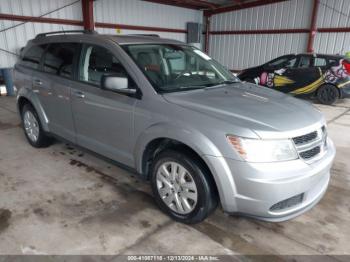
(314, 58, 327, 67)
(79, 45, 129, 86)
(20, 45, 47, 69)
(43, 43, 79, 78)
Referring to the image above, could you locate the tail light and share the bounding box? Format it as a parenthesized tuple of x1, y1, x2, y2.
(342, 60, 350, 74)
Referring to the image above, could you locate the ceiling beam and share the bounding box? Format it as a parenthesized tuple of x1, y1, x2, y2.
(206, 0, 289, 15)
(142, 0, 203, 9)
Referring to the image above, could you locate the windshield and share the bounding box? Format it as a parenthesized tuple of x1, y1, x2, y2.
(122, 44, 239, 93)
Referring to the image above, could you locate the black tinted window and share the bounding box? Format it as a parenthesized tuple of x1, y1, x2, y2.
(267, 56, 296, 68)
(20, 45, 47, 69)
(297, 56, 311, 68)
(43, 43, 79, 78)
(328, 59, 338, 67)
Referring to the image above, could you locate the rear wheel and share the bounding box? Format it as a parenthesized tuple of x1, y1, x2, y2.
(21, 104, 52, 148)
(150, 149, 218, 224)
(317, 84, 339, 105)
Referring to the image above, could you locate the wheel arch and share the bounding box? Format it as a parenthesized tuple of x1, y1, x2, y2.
(134, 123, 230, 208)
(17, 90, 50, 132)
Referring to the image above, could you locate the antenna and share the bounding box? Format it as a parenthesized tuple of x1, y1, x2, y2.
(61, 26, 66, 35)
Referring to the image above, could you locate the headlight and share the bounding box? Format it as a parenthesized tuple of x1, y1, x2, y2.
(227, 135, 298, 162)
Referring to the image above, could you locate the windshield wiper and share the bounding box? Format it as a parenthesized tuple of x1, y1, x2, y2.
(160, 85, 207, 93)
(205, 79, 241, 89)
(179, 85, 207, 89)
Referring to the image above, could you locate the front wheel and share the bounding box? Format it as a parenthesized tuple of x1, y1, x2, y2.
(150, 149, 218, 224)
(317, 84, 339, 105)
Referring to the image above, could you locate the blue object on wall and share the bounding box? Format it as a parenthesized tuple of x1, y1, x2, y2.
(0, 68, 15, 96)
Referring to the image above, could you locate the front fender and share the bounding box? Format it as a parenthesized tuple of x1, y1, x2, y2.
(134, 122, 222, 174)
(133, 122, 238, 211)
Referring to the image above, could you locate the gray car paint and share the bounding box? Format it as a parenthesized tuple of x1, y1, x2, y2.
(14, 33, 335, 221)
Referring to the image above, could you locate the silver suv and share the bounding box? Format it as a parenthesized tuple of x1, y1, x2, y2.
(14, 31, 336, 224)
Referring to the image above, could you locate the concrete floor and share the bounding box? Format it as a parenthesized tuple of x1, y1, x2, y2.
(0, 96, 349, 258)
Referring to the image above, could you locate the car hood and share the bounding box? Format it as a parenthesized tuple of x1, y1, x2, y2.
(162, 83, 324, 138)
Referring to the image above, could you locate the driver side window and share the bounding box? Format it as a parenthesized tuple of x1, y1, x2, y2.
(267, 56, 296, 69)
(79, 45, 130, 87)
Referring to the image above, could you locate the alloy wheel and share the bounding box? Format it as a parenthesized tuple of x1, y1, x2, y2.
(23, 111, 39, 142)
(156, 161, 198, 214)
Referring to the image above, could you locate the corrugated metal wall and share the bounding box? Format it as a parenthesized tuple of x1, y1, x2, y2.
(209, 0, 313, 70)
(0, 0, 202, 68)
(314, 0, 350, 54)
(94, 0, 202, 43)
(0, 0, 83, 67)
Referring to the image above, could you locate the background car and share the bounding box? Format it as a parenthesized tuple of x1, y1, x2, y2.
(238, 53, 350, 105)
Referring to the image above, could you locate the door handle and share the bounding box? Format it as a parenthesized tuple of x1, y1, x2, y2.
(33, 79, 42, 86)
(73, 90, 85, 98)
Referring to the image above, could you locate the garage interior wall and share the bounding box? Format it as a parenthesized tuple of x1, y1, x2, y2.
(314, 0, 350, 54)
(0, 0, 203, 68)
(93, 0, 202, 42)
(0, 0, 83, 68)
(208, 0, 350, 71)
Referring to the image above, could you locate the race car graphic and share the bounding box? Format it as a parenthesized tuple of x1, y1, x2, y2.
(239, 53, 350, 105)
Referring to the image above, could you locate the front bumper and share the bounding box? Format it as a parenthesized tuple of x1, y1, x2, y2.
(204, 138, 336, 222)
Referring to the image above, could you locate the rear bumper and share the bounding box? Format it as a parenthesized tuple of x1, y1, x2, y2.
(205, 138, 336, 221)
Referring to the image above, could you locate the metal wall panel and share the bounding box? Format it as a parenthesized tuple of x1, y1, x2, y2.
(313, 0, 350, 55)
(0, 0, 83, 67)
(317, 0, 350, 28)
(208, 0, 312, 70)
(314, 32, 350, 54)
(94, 0, 202, 31)
(0, 0, 202, 67)
(211, 0, 312, 31)
(209, 33, 308, 70)
(0, 0, 82, 19)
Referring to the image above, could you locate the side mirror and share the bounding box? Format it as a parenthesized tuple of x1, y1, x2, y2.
(101, 75, 137, 95)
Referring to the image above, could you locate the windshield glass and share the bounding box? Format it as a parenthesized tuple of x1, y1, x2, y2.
(122, 44, 239, 93)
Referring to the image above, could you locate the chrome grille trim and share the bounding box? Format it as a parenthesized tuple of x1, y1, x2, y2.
(292, 126, 327, 162)
(293, 131, 318, 145)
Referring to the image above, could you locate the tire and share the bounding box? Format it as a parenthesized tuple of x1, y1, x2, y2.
(317, 84, 339, 105)
(150, 149, 218, 224)
(21, 104, 52, 148)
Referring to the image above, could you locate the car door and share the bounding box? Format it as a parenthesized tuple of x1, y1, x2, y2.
(257, 55, 297, 91)
(38, 42, 80, 141)
(71, 44, 138, 167)
(281, 55, 321, 94)
(18, 44, 48, 113)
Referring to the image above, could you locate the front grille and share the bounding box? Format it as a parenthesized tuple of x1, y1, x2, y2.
(299, 146, 321, 159)
(270, 193, 304, 212)
(292, 126, 327, 162)
(293, 131, 318, 145)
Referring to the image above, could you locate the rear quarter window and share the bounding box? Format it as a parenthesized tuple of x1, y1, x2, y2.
(314, 57, 327, 67)
(19, 44, 47, 69)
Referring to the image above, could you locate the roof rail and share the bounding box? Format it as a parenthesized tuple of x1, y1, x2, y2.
(126, 34, 160, 38)
(35, 30, 98, 38)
